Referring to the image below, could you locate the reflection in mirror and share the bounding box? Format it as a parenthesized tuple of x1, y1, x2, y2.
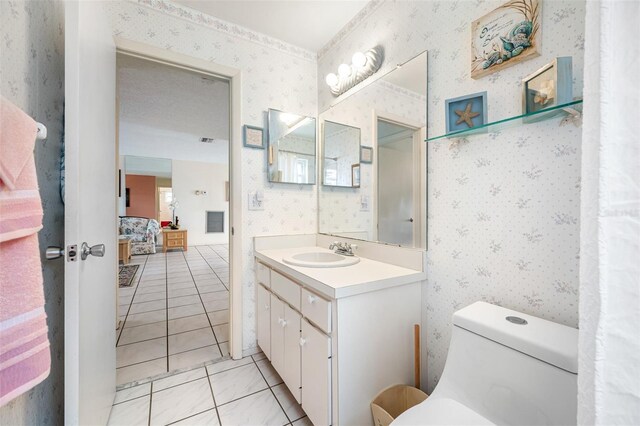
(123, 155, 173, 223)
(318, 51, 427, 248)
(322, 121, 361, 187)
(268, 109, 316, 184)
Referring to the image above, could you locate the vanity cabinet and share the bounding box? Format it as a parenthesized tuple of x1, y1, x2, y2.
(256, 284, 271, 360)
(301, 319, 332, 426)
(270, 294, 302, 402)
(254, 253, 422, 426)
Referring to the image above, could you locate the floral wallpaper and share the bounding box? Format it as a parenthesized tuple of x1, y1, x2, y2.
(318, 0, 585, 391)
(104, 0, 318, 351)
(0, 0, 65, 423)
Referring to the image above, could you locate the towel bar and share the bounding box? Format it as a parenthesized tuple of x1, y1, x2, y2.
(36, 122, 47, 140)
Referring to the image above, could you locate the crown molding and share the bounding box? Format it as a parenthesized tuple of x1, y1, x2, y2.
(131, 0, 317, 62)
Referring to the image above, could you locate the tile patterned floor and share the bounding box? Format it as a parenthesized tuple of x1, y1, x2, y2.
(117, 245, 230, 385)
(108, 351, 312, 426)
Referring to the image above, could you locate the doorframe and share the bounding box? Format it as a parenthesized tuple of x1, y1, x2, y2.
(372, 110, 424, 246)
(114, 37, 243, 359)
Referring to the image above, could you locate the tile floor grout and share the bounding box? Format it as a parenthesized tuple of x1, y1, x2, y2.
(116, 244, 231, 385)
(109, 351, 311, 425)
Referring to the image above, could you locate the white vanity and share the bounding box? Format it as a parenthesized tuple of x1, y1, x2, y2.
(254, 234, 426, 426)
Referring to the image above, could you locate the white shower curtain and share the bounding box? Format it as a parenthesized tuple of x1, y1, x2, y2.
(579, 0, 640, 424)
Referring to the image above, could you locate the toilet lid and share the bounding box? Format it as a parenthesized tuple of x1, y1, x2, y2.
(392, 397, 495, 426)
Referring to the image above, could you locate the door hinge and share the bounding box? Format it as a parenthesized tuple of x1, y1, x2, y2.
(231, 227, 235, 236)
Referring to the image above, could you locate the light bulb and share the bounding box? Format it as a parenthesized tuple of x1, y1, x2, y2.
(325, 73, 338, 87)
(352, 51, 367, 68)
(338, 63, 352, 78)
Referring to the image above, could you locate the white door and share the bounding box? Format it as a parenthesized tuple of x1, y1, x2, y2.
(65, 2, 117, 424)
(301, 320, 332, 426)
(157, 187, 173, 222)
(257, 284, 271, 360)
(377, 120, 416, 246)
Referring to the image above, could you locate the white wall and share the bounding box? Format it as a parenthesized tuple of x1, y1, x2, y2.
(172, 159, 229, 245)
(106, 0, 317, 351)
(318, 0, 585, 391)
(0, 0, 65, 423)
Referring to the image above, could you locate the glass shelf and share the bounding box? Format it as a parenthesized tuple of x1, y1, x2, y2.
(426, 99, 583, 142)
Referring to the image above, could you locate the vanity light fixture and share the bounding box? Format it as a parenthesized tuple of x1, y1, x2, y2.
(325, 45, 384, 97)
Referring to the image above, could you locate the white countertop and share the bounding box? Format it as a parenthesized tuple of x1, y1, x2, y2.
(254, 246, 426, 299)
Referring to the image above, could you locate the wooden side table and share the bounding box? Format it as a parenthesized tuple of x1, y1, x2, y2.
(118, 238, 131, 264)
(163, 228, 188, 252)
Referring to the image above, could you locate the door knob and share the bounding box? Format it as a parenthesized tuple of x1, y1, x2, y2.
(81, 242, 105, 260)
(407, 218, 414, 222)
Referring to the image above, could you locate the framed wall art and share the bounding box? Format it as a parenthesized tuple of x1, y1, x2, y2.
(522, 56, 573, 115)
(471, 0, 541, 79)
(351, 164, 361, 188)
(445, 92, 488, 134)
(360, 146, 373, 164)
(243, 124, 265, 149)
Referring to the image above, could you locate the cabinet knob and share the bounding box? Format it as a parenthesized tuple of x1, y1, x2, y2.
(278, 318, 287, 328)
(308, 295, 317, 304)
(264, 304, 269, 310)
(299, 337, 307, 347)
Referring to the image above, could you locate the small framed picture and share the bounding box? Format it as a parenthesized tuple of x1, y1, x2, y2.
(243, 125, 265, 149)
(445, 91, 488, 134)
(351, 164, 361, 188)
(522, 57, 572, 115)
(360, 146, 373, 164)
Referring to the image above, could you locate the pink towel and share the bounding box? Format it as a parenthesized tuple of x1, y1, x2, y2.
(0, 97, 50, 406)
(0, 96, 43, 242)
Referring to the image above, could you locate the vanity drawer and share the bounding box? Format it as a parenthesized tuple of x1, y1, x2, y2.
(271, 271, 301, 311)
(301, 288, 331, 334)
(256, 261, 271, 287)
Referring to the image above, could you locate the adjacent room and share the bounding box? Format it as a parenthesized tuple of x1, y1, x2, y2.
(115, 53, 231, 384)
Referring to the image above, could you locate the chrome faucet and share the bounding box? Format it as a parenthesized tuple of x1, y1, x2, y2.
(329, 241, 356, 256)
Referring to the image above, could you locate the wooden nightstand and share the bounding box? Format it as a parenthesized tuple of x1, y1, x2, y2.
(118, 238, 131, 264)
(162, 228, 188, 252)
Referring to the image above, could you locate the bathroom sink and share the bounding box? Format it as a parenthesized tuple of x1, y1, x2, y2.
(283, 251, 360, 268)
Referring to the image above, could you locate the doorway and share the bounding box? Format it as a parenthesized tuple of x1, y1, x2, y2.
(114, 51, 235, 385)
(376, 118, 422, 246)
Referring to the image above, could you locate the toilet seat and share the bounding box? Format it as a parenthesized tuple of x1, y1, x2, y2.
(392, 397, 495, 426)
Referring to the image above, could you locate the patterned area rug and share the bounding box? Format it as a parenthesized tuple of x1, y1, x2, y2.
(119, 264, 139, 287)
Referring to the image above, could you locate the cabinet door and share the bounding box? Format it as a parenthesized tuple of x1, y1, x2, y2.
(257, 284, 271, 360)
(270, 295, 285, 374)
(283, 305, 302, 403)
(301, 320, 332, 426)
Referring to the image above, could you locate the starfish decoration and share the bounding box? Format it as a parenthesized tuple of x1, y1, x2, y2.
(454, 102, 481, 128)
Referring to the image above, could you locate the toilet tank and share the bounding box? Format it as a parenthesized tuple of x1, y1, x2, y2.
(433, 302, 578, 425)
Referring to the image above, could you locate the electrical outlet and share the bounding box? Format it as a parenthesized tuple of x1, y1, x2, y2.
(248, 191, 264, 210)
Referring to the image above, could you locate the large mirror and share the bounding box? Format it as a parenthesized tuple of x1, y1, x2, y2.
(318, 51, 427, 248)
(322, 121, 361, 187)
(268, 109, 317, 184)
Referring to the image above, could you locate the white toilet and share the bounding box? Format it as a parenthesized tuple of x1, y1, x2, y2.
(393, 302, 578, 425)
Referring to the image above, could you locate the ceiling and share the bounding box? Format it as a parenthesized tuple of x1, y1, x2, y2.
(125, 156, 172, 178)
(118, 54, 229, 140)
(174, 0, 369, 52)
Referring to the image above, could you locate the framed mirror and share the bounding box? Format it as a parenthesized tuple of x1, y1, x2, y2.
(322, 121, 361, 187)
(318, 51, 427, 248)
(267, 109, 317, 184)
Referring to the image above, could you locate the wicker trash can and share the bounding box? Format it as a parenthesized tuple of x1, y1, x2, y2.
(371, 384, 428, 426)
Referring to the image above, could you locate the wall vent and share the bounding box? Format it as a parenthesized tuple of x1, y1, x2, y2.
(206, 211, 224, 233)
(200, 137, 215, 143)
